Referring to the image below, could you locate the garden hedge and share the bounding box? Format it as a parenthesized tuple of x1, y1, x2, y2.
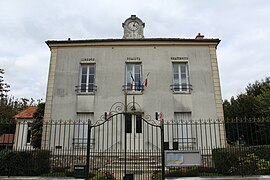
(0, 149, 50, 176)
(212, 145, 270, 175)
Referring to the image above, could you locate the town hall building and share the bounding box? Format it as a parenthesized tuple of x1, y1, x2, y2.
(43, 15, 225, 152)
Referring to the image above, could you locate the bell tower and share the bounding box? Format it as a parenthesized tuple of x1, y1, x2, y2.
(122, 15, 145, 39)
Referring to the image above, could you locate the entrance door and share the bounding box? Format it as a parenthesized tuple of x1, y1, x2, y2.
(125, 113, 143, 151)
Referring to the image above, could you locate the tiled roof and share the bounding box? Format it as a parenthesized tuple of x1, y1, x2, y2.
(15, 106, 37, 119)
(0, 134, 14, 144)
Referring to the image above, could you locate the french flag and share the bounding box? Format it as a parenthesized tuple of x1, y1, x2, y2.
(137, 79, 141, 90)
(144, 72, 150, 87)
(130, 72, 135, 90)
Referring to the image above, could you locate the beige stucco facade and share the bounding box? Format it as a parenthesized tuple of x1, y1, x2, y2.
(45, 40, 222, 119)
(42, 38, 226, 150)
(45, 40, 223, 119)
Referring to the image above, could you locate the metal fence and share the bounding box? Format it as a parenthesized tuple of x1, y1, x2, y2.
(1, 118, 270, 179)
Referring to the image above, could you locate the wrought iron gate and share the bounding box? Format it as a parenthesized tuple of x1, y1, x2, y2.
(85, 103, 164, 180)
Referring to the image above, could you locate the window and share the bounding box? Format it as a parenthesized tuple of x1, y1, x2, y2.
(125, 114, 132, 133)
(26, 123, 32, 144)
(136, 114, 142, 133)
(74, 113, 93, 149)
(125, 63, 143, 92)
(78, 64, 96, 93)
(174, 112, 195, 149)
(125, 114, 142, 134)
(171, 62, 191, 92)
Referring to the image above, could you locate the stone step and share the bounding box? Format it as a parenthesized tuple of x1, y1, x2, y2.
(102, 158, 161, 174)
(98, 155, 161, 178)
(111, 159, 160, 164)
(105, 163, 161, 168)
(117, 156, 160, 160)
(107, 172, 154, 180)
(100, 167, 161, 174)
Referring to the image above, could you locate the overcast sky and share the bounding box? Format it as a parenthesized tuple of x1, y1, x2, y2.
(0, 0, 269, 101)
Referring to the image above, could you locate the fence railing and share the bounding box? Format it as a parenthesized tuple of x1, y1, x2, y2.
(1, 118, 270, 178)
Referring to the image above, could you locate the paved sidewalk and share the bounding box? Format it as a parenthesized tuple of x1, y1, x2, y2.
(1, 176, 270, 180)
(0, 177, 83, 180)
(167, 176, 270, 180)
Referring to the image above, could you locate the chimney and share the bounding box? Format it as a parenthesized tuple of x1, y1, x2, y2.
(195, 33, 204, 39)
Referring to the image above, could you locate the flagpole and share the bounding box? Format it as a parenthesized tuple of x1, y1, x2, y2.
(124, 88, 127, 112)
(124, 85, 128, 178)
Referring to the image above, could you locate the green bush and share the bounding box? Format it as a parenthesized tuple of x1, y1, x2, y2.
(229, 153, 270, 175)
(43, 167, 73, 177)
(0, 149, 50, 176)
(92, 171, 115, 180)
(151, 167, 219, 179)
(212, 145, 270, 175)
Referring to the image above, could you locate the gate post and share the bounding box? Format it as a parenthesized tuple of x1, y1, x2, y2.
(86, 121, 92, 180)
(124, 113, 127, 177)
(161, 119, 165, 180)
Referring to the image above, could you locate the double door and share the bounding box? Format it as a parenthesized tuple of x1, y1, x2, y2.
(125, 114, 143, 151)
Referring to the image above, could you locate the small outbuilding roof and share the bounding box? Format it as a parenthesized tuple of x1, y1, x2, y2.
(15, 106, 37, 119)
(0, 134, 14, 144)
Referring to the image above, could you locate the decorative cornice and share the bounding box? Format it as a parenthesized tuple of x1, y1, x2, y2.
(46, 38, 220, 48)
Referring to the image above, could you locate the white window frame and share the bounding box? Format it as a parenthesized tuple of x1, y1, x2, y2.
(79, 64, 96, 93)
(125, 63, 143, 92)
(74, 113, 94, 149)
(172, 62, 190, 93)
(174, 112, 195, 149)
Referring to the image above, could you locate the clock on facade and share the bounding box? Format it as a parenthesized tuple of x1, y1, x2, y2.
(123, 15, 145, 39)
(128, 21, 139, 31)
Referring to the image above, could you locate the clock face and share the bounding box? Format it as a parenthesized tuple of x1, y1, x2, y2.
(128, 21, 139, 31)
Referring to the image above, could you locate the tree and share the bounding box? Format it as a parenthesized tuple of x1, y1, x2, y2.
(246, 77, 270, 96)
(223, 77, 270, 145)
(0, 68, 10, 99)
(31, 103, 45, 149)
(223, 77, 270, 119)
(0, 68, 33, 135)
(256, 85, 270, 117)
(223, 95, 259, 119)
